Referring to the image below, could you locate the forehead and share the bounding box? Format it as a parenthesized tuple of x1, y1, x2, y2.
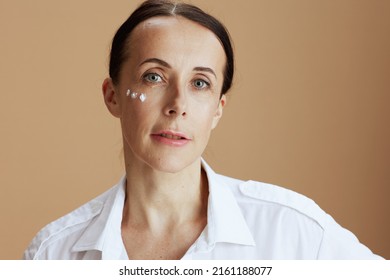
(140, 16, 182, 28)
(133, 16, 216, 40)
(125, 16, 226, 71)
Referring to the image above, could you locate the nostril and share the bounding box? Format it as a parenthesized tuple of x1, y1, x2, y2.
(169, 109, 176, 114)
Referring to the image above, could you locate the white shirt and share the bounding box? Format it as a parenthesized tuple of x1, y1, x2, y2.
(23, 161, 383, 260)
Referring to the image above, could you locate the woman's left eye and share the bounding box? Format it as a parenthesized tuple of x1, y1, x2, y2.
(193, 79, 210, 90)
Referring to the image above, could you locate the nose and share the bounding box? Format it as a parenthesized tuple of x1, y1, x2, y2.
(163, 84, 187, 118)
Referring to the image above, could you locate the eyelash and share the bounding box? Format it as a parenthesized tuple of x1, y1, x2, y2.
(143, 73, 163, 83)
(142, 72, 211, 91)
(192, 79, 210, 90)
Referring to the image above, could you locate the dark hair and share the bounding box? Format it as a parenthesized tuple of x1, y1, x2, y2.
(109, 0, 234, 95)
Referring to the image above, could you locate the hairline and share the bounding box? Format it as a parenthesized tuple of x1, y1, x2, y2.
(120, 14, 227, 86)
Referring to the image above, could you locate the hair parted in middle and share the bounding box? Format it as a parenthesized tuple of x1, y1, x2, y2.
(109, 0, 234, 96)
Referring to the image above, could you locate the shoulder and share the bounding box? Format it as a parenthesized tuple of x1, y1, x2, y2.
(215, 174, 328, 229)
(214, 174, 383, 259)
(23, 185, 117, 260)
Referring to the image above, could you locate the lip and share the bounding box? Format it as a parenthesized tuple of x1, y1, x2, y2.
(151, 130, 191, 147)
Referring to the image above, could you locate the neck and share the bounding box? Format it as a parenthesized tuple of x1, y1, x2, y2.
(121, 155, 208, 233)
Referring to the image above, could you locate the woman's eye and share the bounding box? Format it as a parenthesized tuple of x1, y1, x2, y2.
(193, 79, 210, 90)
(144, 73, 162, 83)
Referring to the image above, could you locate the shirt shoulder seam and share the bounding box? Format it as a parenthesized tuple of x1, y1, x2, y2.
(239, 180, 329, 230)
(27, 200, 103, 259)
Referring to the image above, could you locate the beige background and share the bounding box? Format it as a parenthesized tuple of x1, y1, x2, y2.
(0, 0, 389, 259)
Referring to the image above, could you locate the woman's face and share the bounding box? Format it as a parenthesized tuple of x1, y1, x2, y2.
(103, 16, 226, 173)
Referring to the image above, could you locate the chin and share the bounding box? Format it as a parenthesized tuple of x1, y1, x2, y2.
(146, 154, 200, 174)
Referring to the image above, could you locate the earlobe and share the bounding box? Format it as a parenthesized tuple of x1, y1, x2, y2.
(102, 78, 121, 118)
(211, 95, 226, 129)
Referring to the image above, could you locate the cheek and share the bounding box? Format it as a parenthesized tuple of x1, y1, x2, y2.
(192, 102, 219, 132)
(122, 87, 157, 113)
(120, 98, 156, 133)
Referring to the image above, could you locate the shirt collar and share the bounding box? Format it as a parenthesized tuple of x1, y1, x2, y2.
(72, 160, 255, 258)
(71, 176, 128, 259)
(201, 159, 256, 248)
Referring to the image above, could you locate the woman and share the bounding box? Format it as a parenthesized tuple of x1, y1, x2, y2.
(23, 0, 383, 260)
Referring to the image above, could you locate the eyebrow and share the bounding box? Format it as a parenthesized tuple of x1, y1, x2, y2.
(139, 58, 171, 68)
(193, 67, 217, 79)
(139, 58, 217, 79)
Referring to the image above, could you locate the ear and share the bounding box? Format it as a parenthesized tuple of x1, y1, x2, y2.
(102, 78, 121, 118)
(211, 95, 226, 129)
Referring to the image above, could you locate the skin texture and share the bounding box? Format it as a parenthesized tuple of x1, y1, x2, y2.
(102, 16, 227, 259)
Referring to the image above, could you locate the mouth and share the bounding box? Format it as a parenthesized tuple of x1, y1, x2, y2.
(151, 130, 191, 146)
(158, 133, 187, 140)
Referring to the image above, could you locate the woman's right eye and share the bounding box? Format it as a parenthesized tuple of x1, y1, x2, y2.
(143, 73, 163, 83)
